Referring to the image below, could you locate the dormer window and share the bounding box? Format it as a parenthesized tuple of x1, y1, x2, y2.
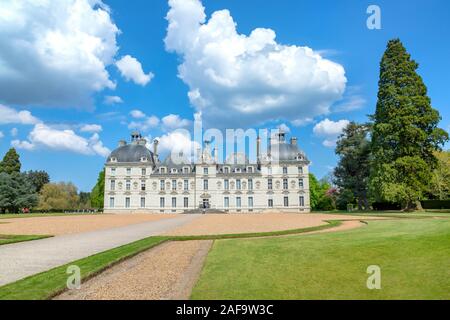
(224, 167, 229, 174)
(183, 167, 190, 174)
(141, 157, 148, 162)
(160, 167, 166, 174)
(247, 167, 253, 173)
(171, 168, 177, 174)
(110, 157, 117, 163)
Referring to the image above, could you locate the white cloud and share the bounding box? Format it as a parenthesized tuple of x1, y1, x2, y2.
(277, 123, 290, 133)
(165, 0, 346, 128)
(10, 128, 18, 137)
(333, 95, 366, 113)
(291, 118, 314, 127)
(128, 115, 160, 132)
(161, 114, 191, 131)
(116, 55, 154, 86)
(130, 109, 146, 119)
(156, 130, 201, 162)
(80, 124, 102, 133)
(313, 118, 350, 148)
(0, 0, 122, 107)
(104, 95, 124, 105)
(0, 131, 4, 139)
(0, 104, 40, 125)
(12, 123, 110, 157)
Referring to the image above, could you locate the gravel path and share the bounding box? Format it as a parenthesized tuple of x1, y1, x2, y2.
(0, 214, 179, 236)
(0, 215, 200, 287)
(55, 240, 213, 300)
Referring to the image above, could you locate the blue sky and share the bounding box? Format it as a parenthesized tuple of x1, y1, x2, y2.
(0, 0, 449, 192)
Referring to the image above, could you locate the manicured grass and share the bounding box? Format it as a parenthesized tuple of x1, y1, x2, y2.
(0, 234, 52, 246)
(0, 220, 341, 300)
(317, 210, 450, 219)
(0, 236, 169, 300)
(191, 218, 450, 300)
(0, 213, 102, 219)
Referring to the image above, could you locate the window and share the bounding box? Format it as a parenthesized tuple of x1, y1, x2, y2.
(172, 180, 177, 191)
(184, 197, 189, 208)
(224, 197, 230, 208)
(299, 179, 304, 189)
(125, 197, 130, 208)
(111, 168, 116, 175)
(160, 197, 165, 208)
(141, 180, 146, 191)
(298, 166, 303, 174)
(160, 167, 166, 174)
(268, 199, 273, 208)
(284, 197, 289, 207)
(141, 168, 146, 176)
(203, 179, 209, 191)
(224, 167, 229, 174)
(184, 180, 189, 191)
(268, 167, 272, 175)
(171, 168, 177, 174)
(224, 179, 229, 190)
(248, 167, 253, 173)
(203, 167, 208, 175)
(248, 179, 253, 190)
(236, 197, 242, 208)
(184, 167, 189, 174)
(283, 179, 288, 190)
(172, 197, 177, 208)
(283, 167, 288, 175)
(268, 178, 273, 190)
(299, 196, 305, 207)
(110, 180, 115, 191)
(160, 180, 165, 191)
(109, 197, 115, 208)
(236, 179, 241, 190)
(248, 197, 254, 208)
(140, 197, 146, 208)
(126, 180, 131, 191)
(126, 168, 131, 175)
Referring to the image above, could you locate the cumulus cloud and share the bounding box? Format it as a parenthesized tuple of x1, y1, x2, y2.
(313, 118, 350, 148)
(80, 124, 102, 133)
(128, 115, 160, 132)
(10, 128, 18, 137)
(116, 55, 154, 86)
(104, 95, 124, 105)
(0, 104, 40, 125)
(156, 130, 201, 162)
(130, 109, 146, 119)
(164, 0, 346, 128)
(12, 123, 110, 157)
(161, 114, 191, 131)
(0, 0, 123, 107)
(291, 118, 314, 127)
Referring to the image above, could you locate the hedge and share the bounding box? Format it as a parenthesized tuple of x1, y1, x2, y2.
(421, 200, 450, 209)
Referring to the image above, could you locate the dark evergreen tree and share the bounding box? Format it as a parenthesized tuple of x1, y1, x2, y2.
(370, 39, 448, 210)
(0, 148, 21, 174)
(334, 122, 371, 210)
(25, 170, 50, 193)
(0, 172, 38, 213)
(90, 169, 105, 209)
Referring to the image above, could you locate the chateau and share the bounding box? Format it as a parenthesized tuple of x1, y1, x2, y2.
(104, 131, 311, 213)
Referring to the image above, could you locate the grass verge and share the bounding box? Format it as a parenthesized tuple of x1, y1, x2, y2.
(0, 234, 52, 246)
(191, 218, 450, 300)
(0, 220, 341, 300)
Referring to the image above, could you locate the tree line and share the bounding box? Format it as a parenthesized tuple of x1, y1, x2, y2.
(313, 39, 449, 211)
(0, 148, 91, 213)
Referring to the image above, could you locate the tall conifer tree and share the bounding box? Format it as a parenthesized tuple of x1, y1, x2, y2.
(370, 39, 448, 210)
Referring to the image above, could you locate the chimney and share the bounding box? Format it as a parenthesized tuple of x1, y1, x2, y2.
(290, 137, 298, 147)
(153, 139, 159, 156)
(256, 136, 261, 162)
(118, 140, 127, 147)
(138, 138, 147, 146)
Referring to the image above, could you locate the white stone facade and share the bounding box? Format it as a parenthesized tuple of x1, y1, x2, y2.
(104, 132, 311, 214)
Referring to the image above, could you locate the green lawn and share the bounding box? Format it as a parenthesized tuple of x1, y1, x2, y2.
(0, 234, 52, 246)
(0, 213, 102, 219)
(192, 218, 450, 300)
(0, 221, 340, 300)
